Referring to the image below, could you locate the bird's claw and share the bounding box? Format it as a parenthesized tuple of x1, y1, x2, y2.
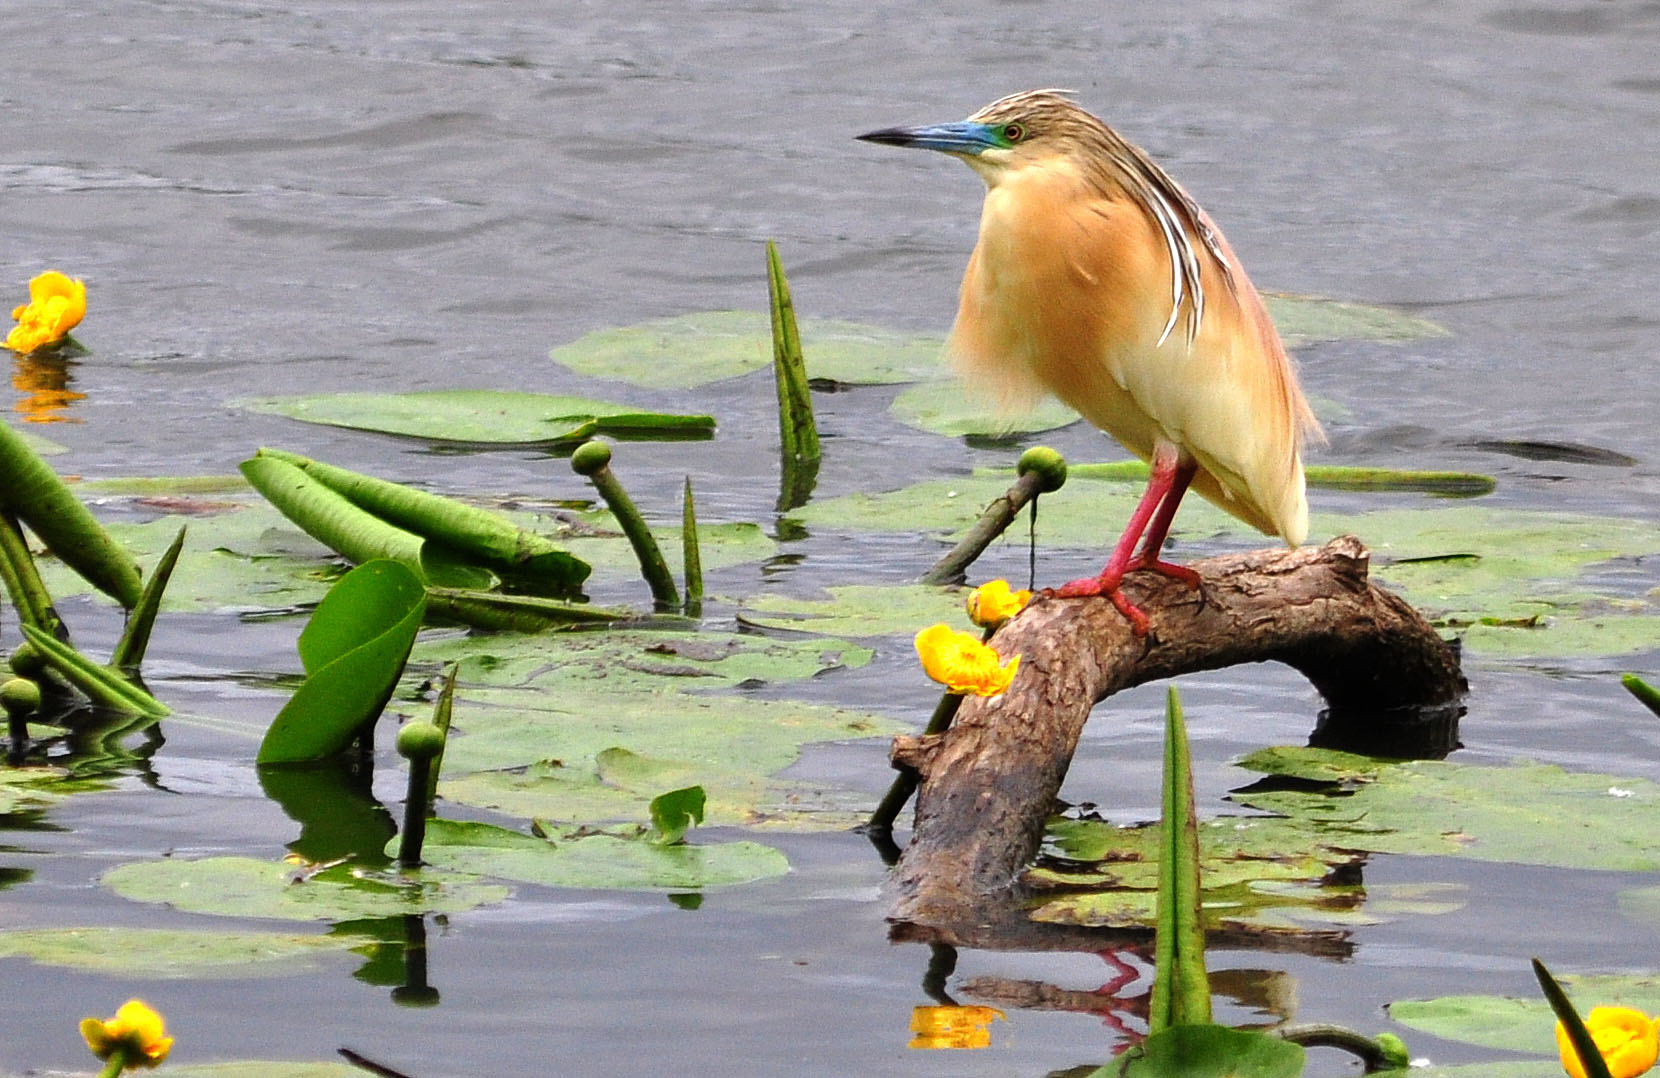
(1040, 573, 1152, 636)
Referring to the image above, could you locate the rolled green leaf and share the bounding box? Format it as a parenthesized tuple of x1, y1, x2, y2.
(1150, 684, 1210, 1033)
(1622, 674, 1660, 721)
(0, 420, 142, 607)
(766, 241, 819, 465)
(254, 449, 589, 595)
(19, 624, 169, 717)
(682, 477, 703, 615)
(422, 587, 636, 632)
(1533, 958, 1616, 1078)
(0, 512, 62, 637)
(110, 525, 186, 673)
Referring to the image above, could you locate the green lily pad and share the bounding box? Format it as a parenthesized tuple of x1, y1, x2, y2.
(0, 926, 365, 978)
(564, 519, 776, 577)
(737, 583, 974, 638)
(405, 818, 789, 891)
(258, 560, 427, 765)
(414, 627, 871, 693)
(1390, 973, 1660, 1057)
(101, 856, 509, 922)
(0, 766, 73, 813)
(548, 309, 946, 388)
(239, 390, 714, 446)
(890, 380, 1082, 438)
(1263, 293, 1449, 348)
(1234, 748, 1660, 871)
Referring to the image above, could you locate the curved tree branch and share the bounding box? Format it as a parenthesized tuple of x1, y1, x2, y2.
(885, 535, 1466, 927)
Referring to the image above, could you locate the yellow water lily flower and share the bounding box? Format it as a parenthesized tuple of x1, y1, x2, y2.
(1557, 1006, 1660, 1078)
(6, 270, 86, 354)
(908, 1004, 1005, 1049)
(915, 623, 1020, 696)
(80, 999, 173, 1070)
(965, 579, 1031, 628)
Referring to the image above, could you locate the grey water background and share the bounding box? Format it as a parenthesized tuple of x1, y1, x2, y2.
(3, 1, 1660, 1074)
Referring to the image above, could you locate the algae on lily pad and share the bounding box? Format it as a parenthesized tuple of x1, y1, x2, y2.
(548, 309, 945, 388)
(402, 818, 790, 891)
(102, 856, 508, 922)
(738, 583, 974, 638)
(1263, 293, 1448, 348)
(0, 926, 366, 979)
(413, 627, 872, 693)
(239, 390, 714, 446)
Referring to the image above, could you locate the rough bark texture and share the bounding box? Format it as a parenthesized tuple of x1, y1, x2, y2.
(886, 535, 1466, 927)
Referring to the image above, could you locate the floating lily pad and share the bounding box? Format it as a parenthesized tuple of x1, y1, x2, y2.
(890, 380, 1081, 438)
(1233, 747, 1660, 871)
(0, 767, 74, 813)
(1390, 973, 1660, 1057)
(102, 856, 509, 922)
(405, 818, 790, 891)
(548, 310, 946, 388)
(239, 390, 714, 446)
(0, 926, 364, 978)
(564, 519, 776, 577)
(413, 627, 872, 693)
(737, 583, 974, 638)
(1263, 293, 1449, 348)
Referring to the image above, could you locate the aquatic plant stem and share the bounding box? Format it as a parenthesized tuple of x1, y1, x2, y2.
(396, 722, 445, 868)
(921, 447, 1066, 585)
(96, 1048, 129, 1078)
(571, 441, 679, 609)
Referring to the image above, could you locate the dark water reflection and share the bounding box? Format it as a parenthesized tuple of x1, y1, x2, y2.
(2, 1, 1659, 1074)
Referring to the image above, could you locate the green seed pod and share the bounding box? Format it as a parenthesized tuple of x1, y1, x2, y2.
(1, 677, 42, 717)
(396, 721, 446, 761)
(569, 440, 613, 477)
(1017, 446, 1068, 493)
(9, 643, 44, 679)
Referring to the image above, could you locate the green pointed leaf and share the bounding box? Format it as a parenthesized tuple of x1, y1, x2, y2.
(548, 309, 945, 388)
(0, 926, 368, 979)
(404, 818, 789, 891)
(240, 389, 714, 445)
(102, 856, 509, 921)
(257, 560, 427, 764)
(1111, 1023, 1305, 1077)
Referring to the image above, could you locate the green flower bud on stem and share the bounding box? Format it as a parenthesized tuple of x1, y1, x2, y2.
(396, 722, 445, 868)
(569, 441, 679, 609)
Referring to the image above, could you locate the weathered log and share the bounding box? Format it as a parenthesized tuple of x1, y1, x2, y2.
(885, 535, 1465, 926)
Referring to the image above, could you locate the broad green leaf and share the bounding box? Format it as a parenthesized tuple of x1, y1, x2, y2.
(648, 784, 706, 845)
(257, 560, 427, 764)
(548, 309, 945, 388)
(737, 584, 973, 638)
(240, 389, 714, 445)
(1389, 973, 1660, 1056)
(405, 818, 789, 891)
(1263, 293, 1449, 348)
(1110, 1023, 1305, 1077)
(890, 380, 1081, 438)
(101, 856, 508, 921)
(0, 926, 366, 979)
(414, 627, 872, 693)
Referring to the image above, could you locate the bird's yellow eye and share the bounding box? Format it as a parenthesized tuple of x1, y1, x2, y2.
(1002, 123, 1025, 142)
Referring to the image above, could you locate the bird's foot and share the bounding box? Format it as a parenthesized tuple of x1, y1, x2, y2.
(1042, 573, 1152, 636)
(1136, 558, 1202, 590)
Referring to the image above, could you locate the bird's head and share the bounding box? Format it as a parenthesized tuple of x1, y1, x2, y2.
(857, 89, 1099, 185)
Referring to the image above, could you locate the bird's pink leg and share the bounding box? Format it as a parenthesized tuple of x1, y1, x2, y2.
(1046, 447, 1200, 634)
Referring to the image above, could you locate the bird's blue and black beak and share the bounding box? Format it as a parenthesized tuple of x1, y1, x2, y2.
(856, 121, 1000, 157)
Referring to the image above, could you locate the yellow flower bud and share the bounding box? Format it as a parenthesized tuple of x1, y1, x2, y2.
(80, 999, 173, 1070)
(5, 270, 86, 354)
(965, 579, 1032, 628)
(908, 1004, 1005, 1049)
(1557, 1006, 1660, 1078)
(914, 623, 1020, 697)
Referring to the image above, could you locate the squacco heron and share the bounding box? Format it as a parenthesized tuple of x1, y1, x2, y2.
(860, 90, 1321, 635)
